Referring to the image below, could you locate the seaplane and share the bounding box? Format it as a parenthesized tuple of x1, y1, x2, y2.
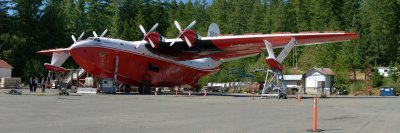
(37, 20, 358, 94)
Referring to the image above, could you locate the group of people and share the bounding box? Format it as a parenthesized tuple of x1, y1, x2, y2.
(28, 77, 51, 93)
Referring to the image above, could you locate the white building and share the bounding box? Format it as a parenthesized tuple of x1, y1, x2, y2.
(304, 68, 334, 94)
(283, 75, 302, 94)
(0, 60, 12, 77)
(376, 67, 396, 77)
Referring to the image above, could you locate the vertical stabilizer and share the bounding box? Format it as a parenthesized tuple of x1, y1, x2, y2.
(207, 23, 220, 37)
(51, 52, 69, 67)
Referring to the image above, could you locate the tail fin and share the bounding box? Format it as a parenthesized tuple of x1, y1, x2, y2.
(37, 48, 70, 73)
(207, 23, 220, 37)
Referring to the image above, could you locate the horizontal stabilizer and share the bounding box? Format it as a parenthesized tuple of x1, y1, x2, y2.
(44, 63, 67, 73)
(37, 48, 70, 72)
(37, 48, 70, 56)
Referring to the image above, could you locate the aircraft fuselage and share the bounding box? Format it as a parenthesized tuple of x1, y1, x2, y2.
(69, 37, 221, 87)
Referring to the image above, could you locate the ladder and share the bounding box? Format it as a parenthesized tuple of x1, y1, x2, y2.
(260, 69, 288, 99)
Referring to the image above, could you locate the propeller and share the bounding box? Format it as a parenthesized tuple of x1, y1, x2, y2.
(263, 38, 297, 63)
(92, 31, 98, 37)
(169, 20, 196, 47)
(71, 32, 85, 43)
(100, 29, 108, 37)
(92, 29, 108, 38)
(139, 23, 159, 48)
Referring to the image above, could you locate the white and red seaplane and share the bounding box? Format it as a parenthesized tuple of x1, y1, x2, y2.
(38, 21, 358, 94)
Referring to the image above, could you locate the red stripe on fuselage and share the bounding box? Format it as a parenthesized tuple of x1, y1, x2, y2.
(70, 46, 219, 87)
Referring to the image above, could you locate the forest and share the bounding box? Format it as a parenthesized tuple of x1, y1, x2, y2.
(1, 0, 400, 92)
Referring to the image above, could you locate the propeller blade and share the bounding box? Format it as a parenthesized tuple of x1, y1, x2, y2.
(174, 21, 182, 31)
(77, 32, 85, 41)
(263, 40, 275, 59)
(169, 36, 181, 46)
(276, 38, 296, 63)
(148, 38, 156, 48)
(184, 20, 196, 31)
(71, 35, 76, 42)
(93, 31, 98, 37)
(100, 29, 108, 37)
(139, 25, 146, 34)
(184, 35, 192, 47)
(148, 23, 159, 33)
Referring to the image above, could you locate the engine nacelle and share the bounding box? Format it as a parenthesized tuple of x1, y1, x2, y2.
(145, 32, 162, 48)
(180, 29, 197, 47)
(265, 57, 283, 72)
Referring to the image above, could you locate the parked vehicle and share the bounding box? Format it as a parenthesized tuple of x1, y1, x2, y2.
(335, 86, 348, 95)
(380, 87, 395, 96)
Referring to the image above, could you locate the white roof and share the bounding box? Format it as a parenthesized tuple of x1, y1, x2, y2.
(376, 67, 389, 69)
(284, 75, 302, 80)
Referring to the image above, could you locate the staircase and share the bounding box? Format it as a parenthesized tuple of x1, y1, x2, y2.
(64, 69, 86, 86)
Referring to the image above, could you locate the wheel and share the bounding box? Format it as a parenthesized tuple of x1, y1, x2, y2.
(124, 84, 131, 93)
(144, 85, 151, 94)
(138, 82, 151, 94)
(278, 93, 287, 99)
(138, 83, 144, 94)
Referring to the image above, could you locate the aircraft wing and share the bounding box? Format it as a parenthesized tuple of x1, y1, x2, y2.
(37, 48, 70, 56)
(149, 32, 358, 61)
(202, 32, 358, 49)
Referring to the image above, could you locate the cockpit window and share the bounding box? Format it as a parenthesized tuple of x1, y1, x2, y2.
(87, 37, 100, 42)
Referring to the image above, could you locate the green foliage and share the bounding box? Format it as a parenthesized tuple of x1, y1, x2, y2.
(23, 59, 46, 80)
(371, 69, 384, 88)
(388, 62, 399, 83)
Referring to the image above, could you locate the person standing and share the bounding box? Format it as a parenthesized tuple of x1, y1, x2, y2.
(28, 77, 34, 93)
(33, 77, 37, 93)
(41, 77, 45, 93)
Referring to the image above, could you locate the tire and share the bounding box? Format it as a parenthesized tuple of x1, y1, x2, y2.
(138, 83, 144, 94)
(144, 85, 151, 94)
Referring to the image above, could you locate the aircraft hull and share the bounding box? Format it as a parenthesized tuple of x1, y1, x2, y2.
(70, 46, 219, 87)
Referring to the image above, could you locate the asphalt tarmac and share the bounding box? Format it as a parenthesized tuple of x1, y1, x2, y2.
(0, 93, 399, 133)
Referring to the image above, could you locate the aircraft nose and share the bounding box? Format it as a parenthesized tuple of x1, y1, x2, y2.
(70, 40, 95, 49)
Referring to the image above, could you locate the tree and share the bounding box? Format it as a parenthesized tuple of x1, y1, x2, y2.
(247, 0, 264, 33)
(371, 69, 384, 88)
(86, 0, 114, 33)
(288, 0, 311, 32)
(389, 62, 399, 83)
(360, 0, 399, 66)
(269, 0, 288, 32)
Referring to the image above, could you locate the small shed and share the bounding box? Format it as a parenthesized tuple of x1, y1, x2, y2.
(303, 68, 334, 94)
(283, 75, 303, 94)
(0, 60, 12, 77)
